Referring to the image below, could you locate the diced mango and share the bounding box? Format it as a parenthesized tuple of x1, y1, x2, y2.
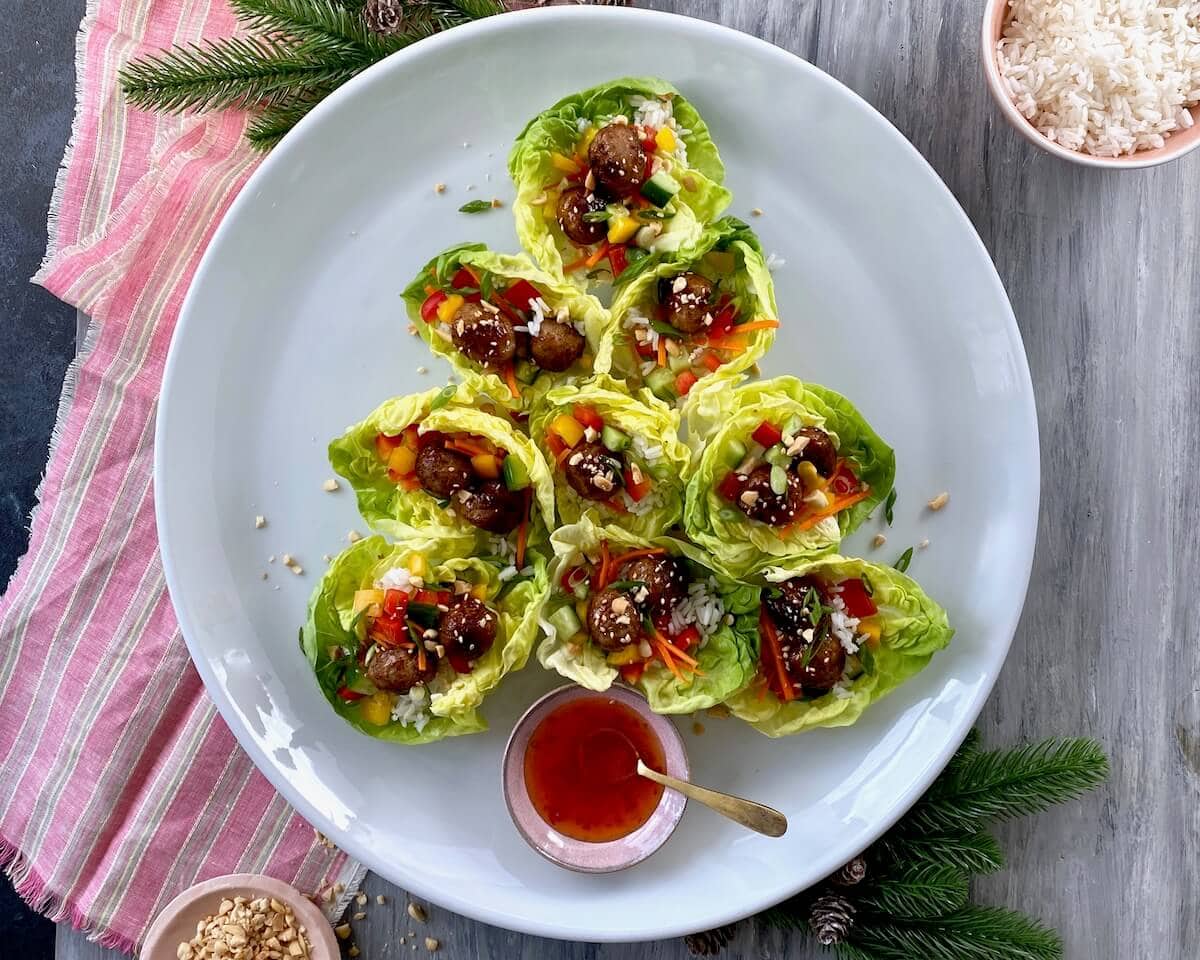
(353, 589, 384, 615)
(387, 445, 416, 477)
(606, 645, 643, 666)
(549, 414, 585, 448)
(859, 619, 882, 648)
(607, 215, 640, 245)
(407, 554, 427, 578)
(471, 453, 501, 479)
(437, 293, 464, 323)
(655, 127, 676, 152)
(796, 460, 826, 491)
(578, 126, 598, 154)
(359, 691, 395, 726)
(471, 583, 488, 600)
(542, 195, 559, 222)
(550, 152, 581, 174)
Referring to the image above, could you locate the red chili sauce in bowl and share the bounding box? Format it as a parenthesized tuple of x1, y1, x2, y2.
(523, 695, 667, 842)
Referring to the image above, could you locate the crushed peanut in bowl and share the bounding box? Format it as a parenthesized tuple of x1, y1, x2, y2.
(176, 895, 311, 960)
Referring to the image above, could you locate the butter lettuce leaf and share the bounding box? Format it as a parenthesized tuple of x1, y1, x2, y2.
(683, 375, 895, 577)
(609, 217, 777, 398)
(529, 374, 691, 538)
(328, 385, 555, 550)
(541, 514, 760, 713)
(727, 554, 952, 736)
(400, 243, 615, 410)
(508, 76, 731, 283)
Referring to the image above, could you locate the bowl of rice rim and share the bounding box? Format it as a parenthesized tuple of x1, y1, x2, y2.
(982, 0, 1200, 167)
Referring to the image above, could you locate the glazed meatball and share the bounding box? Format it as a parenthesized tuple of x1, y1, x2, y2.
(563, 442, 625, 501)
(457, 479, 524, 534)
(658, 273, 715, 334)
(415, 445, 474, 499)
(728, 464, 804, 526)
(514, 328, 532, 360)
(618, 555, 689, 617)
(530, 319, 586, 372)
(439, 595, 498, 661)
(557, 186, 607, 245)
(783, 630, 846, 694)
(794, 427, 838, 478)
(587, 123, 647, 197)
(763, 576, 826, 634)
(450, 301, 516, 370)
(587, 587, 645, 652)
(366, 646, 438, 694)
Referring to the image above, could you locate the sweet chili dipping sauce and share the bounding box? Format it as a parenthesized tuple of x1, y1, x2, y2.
(523, 695, 667, 842)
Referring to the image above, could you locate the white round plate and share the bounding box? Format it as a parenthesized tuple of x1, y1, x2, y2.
(156, 7, 1038, 942)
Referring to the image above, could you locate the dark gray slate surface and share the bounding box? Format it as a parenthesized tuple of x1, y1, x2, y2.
(0, 1, 84, 957)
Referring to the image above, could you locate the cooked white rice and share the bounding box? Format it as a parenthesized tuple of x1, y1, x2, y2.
(666, 577, 727, 640)
(390, 684, 431, 730)
(997, 0, 1200, 157)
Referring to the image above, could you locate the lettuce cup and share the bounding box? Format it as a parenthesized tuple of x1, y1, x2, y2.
(401, 243, 614, 410)
(684, 376, 895, 576)
(301, 535, 550, 743)
(508, 77, 731, 286)
(539, 514, 760, 714)
(727, 555, 952, 737)
(609, 217, 778, 404)
(529, 375, 691, 537)
(328, 385, 555, 562)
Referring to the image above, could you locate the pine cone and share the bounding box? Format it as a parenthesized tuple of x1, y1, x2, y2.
(830, 855, 867, 887)
(363, 0, 406, 36)
(809, 891, 855, 946)
(683, 922, 738, 956)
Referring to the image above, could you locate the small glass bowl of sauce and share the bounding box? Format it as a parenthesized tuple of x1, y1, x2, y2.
(503, 684, 689, 872)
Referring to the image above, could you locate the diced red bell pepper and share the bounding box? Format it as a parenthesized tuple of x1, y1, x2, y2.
(624, 467, 652, 503)
(620, 661, 647, 684)
(838, 578, 878, 619)
(560, 565, 590, 591)
(402, 424, 421, 449)
(698, 350, 723, 373)
(546, 432, 568, 460)
(375, 432, 404, 460)
(503, 279, 541, 312)
(337, 686, 366, 702)
(635, 338, 656, 358)
(717, 471, 746, 502)
(608, 244, 629, 277)
(829, 462, 860, 495)
(450, 267, 476, 290)
(369, 615, 409, 647)
(448, 652, 473, 674)
(752, 421, 783, 447)
(390, 472, 422, 490)
(416, 429, 445, 451)
(382, 588, 408, 618)
(708, 300, 738, 338)
(573, 404, 604, 431)
(413, 588, 452, 606)
(675, 370, 699, 396)
(420, 290, 447, 323)
(671, 625, 702, 650)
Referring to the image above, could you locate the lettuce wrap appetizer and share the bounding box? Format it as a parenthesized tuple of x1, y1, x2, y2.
(684, 376, 895, 576)
(539, 514, 759, 714)
(508, 77, 731, 286)
(609, 217, 778, 404)
(301, 535, 550, 743)
(529, 375, 691, 537)
(328, 385, 554, 563)
(401, 243, 614, 411)
(727, 555, 952, 736)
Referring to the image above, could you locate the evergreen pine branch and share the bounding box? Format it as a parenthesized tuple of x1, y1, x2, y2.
(120, 36, 367, 113)
(858, 864, 969, 920)
(758, 896, 810, 934)
(834, 944, 881, 960)
(244, 95, 328, 149)
(430, 0, 506, 20)
(903, 738, 1108, 834)
(849, 907, 1062, 960)
(882, 829, 1005, 876)
(229, 0, 403, 59)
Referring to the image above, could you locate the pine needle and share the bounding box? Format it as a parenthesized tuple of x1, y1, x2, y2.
(230, 0, 404, 58)
(850, 906, 1063, 960)
(859, 864, 968, 920)
(244, 96, 326, 149)
(834, 944, 881, 960)
(882, 829, 1005, 876)
(903, 738, 1108, 834)
(120, 36, 365, 113)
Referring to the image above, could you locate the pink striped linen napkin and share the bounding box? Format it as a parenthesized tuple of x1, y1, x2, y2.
(2, 0, 361, 951)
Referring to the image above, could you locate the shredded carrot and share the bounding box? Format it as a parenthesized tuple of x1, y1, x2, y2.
(417, 644, 427, 673)
(584, 242, 610, 268)
(700, 333, 750, 353)
(609, 546, 668, 570)
(446, 437, 492, 457)
(596, 541, 612, 590)
(730, 319, 780, 334)
(649, 622, 702, 670)
(423, 284, 436, 296)
(657, 338, 667, 367)
(515, 488, 532, 568)
(655, 640, 684, 682)
(605, 497, 630, 515)
(792, 487, 872, 532)
(759, 608, 795, 702)
(502, 363, 521, 399)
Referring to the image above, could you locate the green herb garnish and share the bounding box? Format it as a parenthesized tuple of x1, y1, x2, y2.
(894, 546, 914, 573)
(429, 384, 456, 411)
(885, 488, 897, 525)
(458, 199, 493, 214)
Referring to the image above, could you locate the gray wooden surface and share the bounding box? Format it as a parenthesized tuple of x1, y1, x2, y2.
(57, 0, 1200, 958)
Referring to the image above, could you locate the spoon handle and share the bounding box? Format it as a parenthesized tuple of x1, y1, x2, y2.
(636, 760, 788, 838)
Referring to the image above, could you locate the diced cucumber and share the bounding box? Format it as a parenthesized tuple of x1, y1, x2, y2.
(668, 351, 693, 374)
(770, 464, 789, 495)
(844, 654, 864, 681)
(502, 454, 531, 492)
(601, 424, 631, 452)
(722, 438, 747, 469)
(346, 674, 379, 696)
(548, 604, 583, 639)
(640, 171, 681, 208)
(515, 359, 541, 385)
(646, 367, 677, 400)
(765, 444, 792, 468)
